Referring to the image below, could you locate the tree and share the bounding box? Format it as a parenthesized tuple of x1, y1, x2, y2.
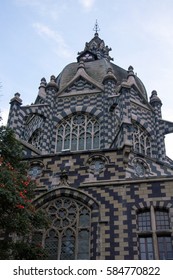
(0, 126, 49, 259)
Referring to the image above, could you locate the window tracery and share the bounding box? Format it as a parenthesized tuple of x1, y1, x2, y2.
(28, 161, 43, 178)
(132, 123, 152, 157)
(28, 128, 42, 150)
(133, 158, 149, 177)
(28, 165, 42, 178)
(33, 197, 91, 260)
(86, 155, 107, 174)
(23, 114, 44, 141)
(56, 113, 100, 152)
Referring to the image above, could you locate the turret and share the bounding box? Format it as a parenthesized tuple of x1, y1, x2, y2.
(45, 75, 59, 104)
(7, 93, 22, 128)
(38, 77, 47, 99)
(150, 90, 162, 119)
(102, 67, 117, 95)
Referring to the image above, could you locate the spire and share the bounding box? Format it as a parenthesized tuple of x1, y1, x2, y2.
(93, 19, 100, 37)
(77, 21, 113, 61)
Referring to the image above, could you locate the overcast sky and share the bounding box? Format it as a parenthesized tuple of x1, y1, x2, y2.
(0, 0, 173, 158)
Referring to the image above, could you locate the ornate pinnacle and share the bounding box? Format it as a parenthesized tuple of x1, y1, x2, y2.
(93, 19, 100, 36)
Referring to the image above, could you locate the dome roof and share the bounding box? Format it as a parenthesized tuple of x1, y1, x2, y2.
(56, 33, 148, 100)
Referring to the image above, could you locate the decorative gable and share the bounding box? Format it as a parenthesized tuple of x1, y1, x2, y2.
(57, 60, 104, 96)
(65, 77, 96, 92)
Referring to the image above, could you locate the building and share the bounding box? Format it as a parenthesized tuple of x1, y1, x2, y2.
(7, 25, 173, 260)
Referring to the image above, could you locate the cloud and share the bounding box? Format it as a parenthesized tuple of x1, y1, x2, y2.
(15, 0, 67, 21)
(79, 0, 95, 10)
(33, 23, 73, 58)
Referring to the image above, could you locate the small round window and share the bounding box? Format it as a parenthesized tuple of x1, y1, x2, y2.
(134, 162, 146, 176)
(89, 159, 105, 173)
(87, 155, 107, 174)
(28, 165, 42, 178)
(133, 158, 148, 177)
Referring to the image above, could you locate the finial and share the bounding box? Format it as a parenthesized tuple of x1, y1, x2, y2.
(10, 92, 22, 105)
(39, 77, 47, 87)
(150, 90, 162, 106)
(93, 19, 100, 36)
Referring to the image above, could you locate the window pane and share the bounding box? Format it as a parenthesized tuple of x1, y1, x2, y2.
(65, 124, 71, 134)
(64, 134, 70, 149)
(56, 136, 63, 152)
(132, 123, 151, 156)
(58, 125, 64, 136)
(61, 229, 75, 260)
(45, 229, 59, 260)
(79, 208, 90, 227)
(156, 210, 170, 230)
(139, 237, 154, 260)
(87, 122, 92, 132)
(93, 132, 99, 149)
(71, 134, 77, 151)
(29, 128, 42, 150)
(77, 230, 90, 259)
(57, 114, 100, 152)
(86, 133, 92, 149)
(138, 211, 151, 231)
(79, 133, 85, 150)
(158, 236, 173, 260)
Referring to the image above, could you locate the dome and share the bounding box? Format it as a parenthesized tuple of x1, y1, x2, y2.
(56, 33, 148, 100)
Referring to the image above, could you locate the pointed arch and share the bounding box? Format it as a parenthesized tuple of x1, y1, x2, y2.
(56, 106, 102, 123)
(28, 128, 42, 150)
(55, 111, 101, 152)
(132, 120, 152, 157)
(33, 187, 100, 260)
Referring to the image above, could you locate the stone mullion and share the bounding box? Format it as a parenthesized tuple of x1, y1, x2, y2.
(150, 205, 159, 259)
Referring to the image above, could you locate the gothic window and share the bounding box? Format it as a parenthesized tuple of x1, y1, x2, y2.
(56, 113, 100, 152)
(132, 123, 152, 157)
(137, 207, 173, 260)
(23, 114, 44, 142)
(34, 197, 91, 260)
(28, 128, 42, 150)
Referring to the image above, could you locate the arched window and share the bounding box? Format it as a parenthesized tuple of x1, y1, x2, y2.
(137, 207, 173, 260)
(56, 113, 100, 152)
(132, 123, 152, 157)
(33, 197, 91, 260)
(23, 114, 44, 144)
(28, 128, 42, 150)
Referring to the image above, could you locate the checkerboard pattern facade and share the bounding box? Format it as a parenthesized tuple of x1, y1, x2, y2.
(7, 33, 173, 259)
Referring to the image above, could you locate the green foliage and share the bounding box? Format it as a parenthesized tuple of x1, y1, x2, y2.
(0, 126, 49, 259)
(0, 126, 24, 169)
